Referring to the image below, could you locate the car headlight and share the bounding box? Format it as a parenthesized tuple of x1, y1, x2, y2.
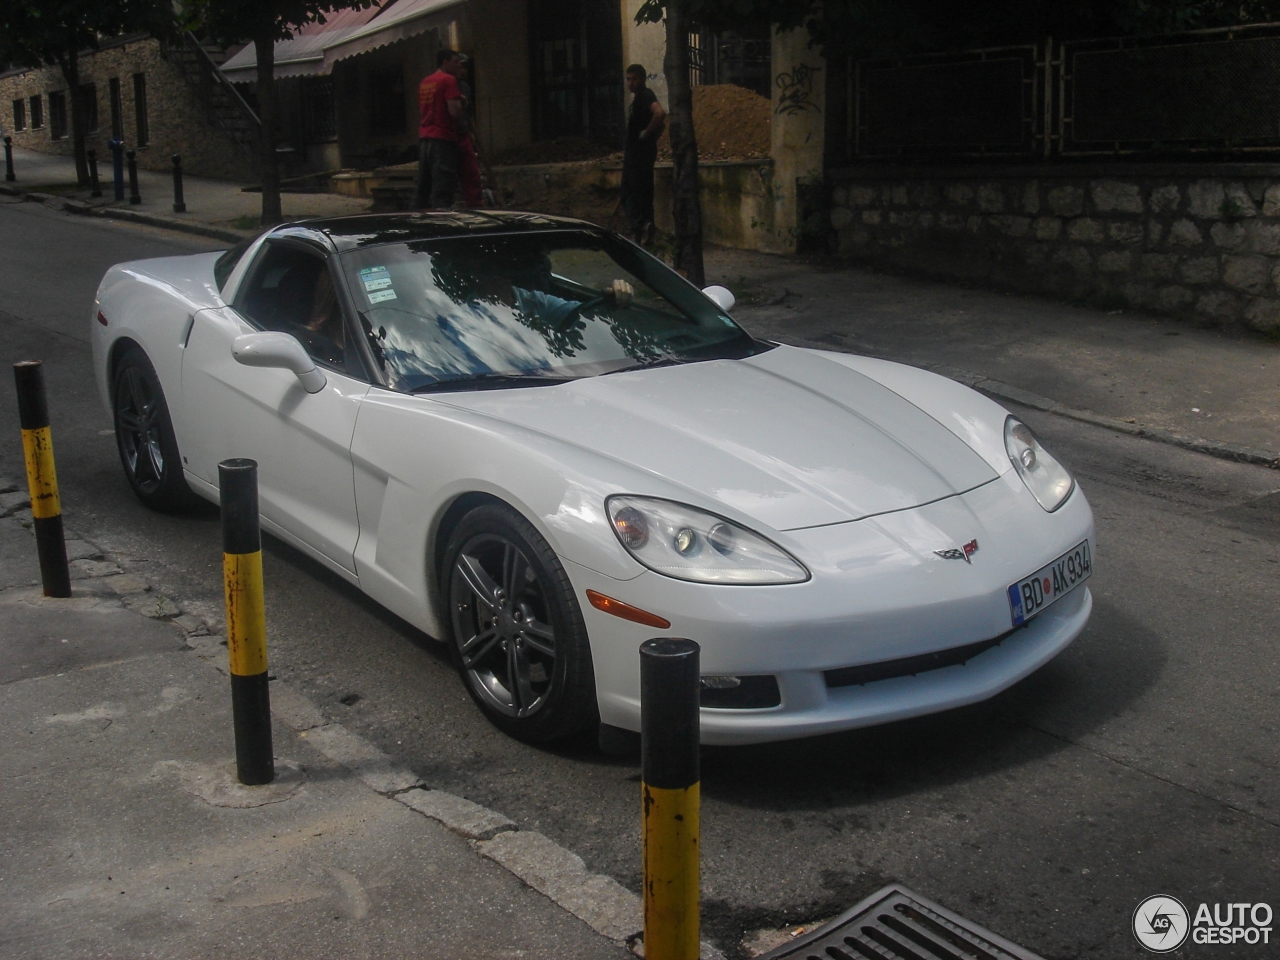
(605, 496, 809, 584)
(1004, 416, 1074, 511)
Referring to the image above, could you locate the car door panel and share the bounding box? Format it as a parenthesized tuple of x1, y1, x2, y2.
(181, 305, 366, 575)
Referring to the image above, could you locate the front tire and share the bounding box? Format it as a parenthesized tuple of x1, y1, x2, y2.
(112, 346, 196, 512)
(443, 503, 597, 742)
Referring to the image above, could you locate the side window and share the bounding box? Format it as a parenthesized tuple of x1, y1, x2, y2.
(236, 243, 346, 369)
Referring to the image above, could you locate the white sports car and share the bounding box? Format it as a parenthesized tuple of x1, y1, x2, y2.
(91, 212, 1093, 745)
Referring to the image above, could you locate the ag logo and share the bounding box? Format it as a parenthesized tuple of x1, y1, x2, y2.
(1134, 895, 1190, 952)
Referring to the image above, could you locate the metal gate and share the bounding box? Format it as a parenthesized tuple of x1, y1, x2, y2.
(849, 22, 1280, 161)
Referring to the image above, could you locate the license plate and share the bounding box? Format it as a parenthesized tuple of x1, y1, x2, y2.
(1008, 539, 1092, 627)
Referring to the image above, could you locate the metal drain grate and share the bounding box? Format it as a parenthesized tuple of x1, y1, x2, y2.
(757, 884, 1044, 960)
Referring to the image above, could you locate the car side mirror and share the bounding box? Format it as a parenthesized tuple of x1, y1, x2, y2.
(702, 285, 735, 312)
(231, 332, 327, 394)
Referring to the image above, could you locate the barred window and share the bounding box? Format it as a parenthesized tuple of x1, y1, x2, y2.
(133, 73, 148, 147)
(30, 94, 43, 129)
(80, 83, 98, 133)
(49, 90, 67, 140)
(12, 98, 25, 131)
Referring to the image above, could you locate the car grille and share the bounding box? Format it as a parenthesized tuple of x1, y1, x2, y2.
(756, 883, 1043, 960)
(823, 628, 1020, 689)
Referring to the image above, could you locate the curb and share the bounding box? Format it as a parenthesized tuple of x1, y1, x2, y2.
(1, 181, 252, 245)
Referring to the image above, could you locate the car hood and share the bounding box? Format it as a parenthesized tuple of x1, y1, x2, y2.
(439, 344, 999, 531)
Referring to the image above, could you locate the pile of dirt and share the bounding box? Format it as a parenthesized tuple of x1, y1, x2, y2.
(492, 137, 618, 166)
(657, 83, 771, 162)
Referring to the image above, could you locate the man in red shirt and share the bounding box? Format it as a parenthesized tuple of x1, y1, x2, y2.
(412, 49, 465, 210)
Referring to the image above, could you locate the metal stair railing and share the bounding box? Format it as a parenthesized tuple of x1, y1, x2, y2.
(162, 31, 261, 162)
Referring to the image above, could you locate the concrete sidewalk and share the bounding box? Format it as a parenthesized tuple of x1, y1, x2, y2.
(2, 146, 369, 240)
(0, 481, 638, 959)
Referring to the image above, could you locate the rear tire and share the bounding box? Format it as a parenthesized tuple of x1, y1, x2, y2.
(442, 503, 598, 742)
(112, 346, 197, 512)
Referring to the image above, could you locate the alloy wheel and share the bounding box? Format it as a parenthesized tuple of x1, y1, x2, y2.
(115, 365, 165, 494)
(450, 533, 557, 718)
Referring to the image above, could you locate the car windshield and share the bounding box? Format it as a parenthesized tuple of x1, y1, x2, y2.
(338, 231, 769, 392)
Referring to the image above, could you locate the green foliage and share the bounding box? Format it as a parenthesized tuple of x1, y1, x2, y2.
(0, 0, 171, 71)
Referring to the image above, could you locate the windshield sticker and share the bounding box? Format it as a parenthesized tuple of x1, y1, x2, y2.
(359, 266, 393, 291)
(367, 289, 398, 304)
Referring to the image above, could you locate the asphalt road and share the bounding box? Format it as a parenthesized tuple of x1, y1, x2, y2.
(2, 196, 1277, 958)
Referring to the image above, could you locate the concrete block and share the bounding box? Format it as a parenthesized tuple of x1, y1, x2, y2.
(1178, 256, 1219, 285)
(937, 211, 966, 231)
(1155, 285, 1195, 310)
(1047, 185, 1084, 216)
(1263, 184, 1280, 217)
(1150, 184, 1181, 214)
(1245, 219, 1280, 255)
(478, 831, 642, 942)
(1168, 219, 1203, 246)
(917, 211, 935, 228)
(1222, 255, 1271, 294)
(1033, 216, 1062, 240)
(397, 788, 517, 841)
(1067, 218, 1104, 243)
(909, 183, 939, 207)
(1196, 289, 1242, 322)
(831, 185, 848, 207)
(1209, 221, 1246, 250)
(1098, 250, 1132, 273)
(966, 215, 983, 233)
(1107, 220, 1145, 244)
(1187, 179, 1226, 219)
(1119, 281, 1156, 307)
(888, 210, 917, 227)
(1091, 180, 1143, 213)
(271, 683, 328, 731)
(305, 723, 423, 794)
(976, 183, 1005, 212)
(861, 209, 882, 224)
(100, 573, 150, 595)
(990, 215, 1031, 237)
(944, 183, 973, 206)
(846, 184, 878, 206)
(1147, 221, 1165, 246)
(1140, 253, 1177, 281)
(1021, 181, 1040, 214)
(829, 206, 854, 229)
(1224, 182, 1257, 218)
(63, 540, 101, 562)
(1243, 296, 1280, 332)
(889, 185, 909, 206)
(1053, 245, 1093, 273)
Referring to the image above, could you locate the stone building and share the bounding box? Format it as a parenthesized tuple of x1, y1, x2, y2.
(0, 34, 255, 181)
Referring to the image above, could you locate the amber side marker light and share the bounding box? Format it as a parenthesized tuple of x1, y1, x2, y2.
(97, 311, 108, 326)
(586, 589, 671, 629)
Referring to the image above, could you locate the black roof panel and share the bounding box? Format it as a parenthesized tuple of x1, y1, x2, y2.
(289, 210, 607, 251)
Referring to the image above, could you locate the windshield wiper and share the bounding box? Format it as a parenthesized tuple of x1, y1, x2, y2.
(409, 372, 578, 394)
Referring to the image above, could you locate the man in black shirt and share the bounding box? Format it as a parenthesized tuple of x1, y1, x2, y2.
(622, 64, 666, 245)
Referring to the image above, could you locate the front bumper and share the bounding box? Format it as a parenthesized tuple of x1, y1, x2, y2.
(572, 472, 1095, 745)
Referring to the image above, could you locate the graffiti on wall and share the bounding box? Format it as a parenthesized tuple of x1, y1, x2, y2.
(774, 63, 821, 116)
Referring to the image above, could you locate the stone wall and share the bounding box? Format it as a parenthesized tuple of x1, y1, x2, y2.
(827, 163, 1280, 333)
(0, 37, 254, 182)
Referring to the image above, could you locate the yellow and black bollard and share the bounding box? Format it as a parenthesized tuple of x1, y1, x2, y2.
(13, 361, 70, 598)
(640, 637, 701, 960)
(219, 458, 274, 785)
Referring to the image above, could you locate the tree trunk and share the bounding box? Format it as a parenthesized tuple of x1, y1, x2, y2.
(662, 0, 704, 286)
(254, 31, 282, 226)
(57, 46, 90, 186)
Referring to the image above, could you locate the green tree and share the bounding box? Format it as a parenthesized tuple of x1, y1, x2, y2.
(0, 0, 171, 186)
(183, 0, 377, 225)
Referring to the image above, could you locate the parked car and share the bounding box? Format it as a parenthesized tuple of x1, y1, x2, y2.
(91, 211, 1094, 744)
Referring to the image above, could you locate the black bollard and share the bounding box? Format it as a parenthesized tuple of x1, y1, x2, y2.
(171, 154, 186, 213)
(126, 149, 141, 205)
(4, 135, 14, 182)
(87, 149, 102, 198)
(12, 362, 71, 598)
(219, 459, 274, 785)
(640, 637, 701, 960)
(109, 139, 124, 201)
